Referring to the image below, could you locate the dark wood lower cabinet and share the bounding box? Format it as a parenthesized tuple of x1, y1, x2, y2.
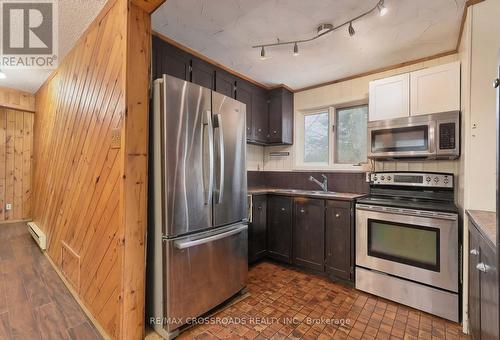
(325, 200, 353, 281)
(468, 218, 499, 340)
(267, 195, 293, 263)
(293, 197, 325, 271)
(248, 195, 267, 263)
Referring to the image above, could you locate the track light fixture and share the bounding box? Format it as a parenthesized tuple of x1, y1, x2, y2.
(253, 0, 388, 58)
(378, 0, 388, 16)
(348, 22, 355, 36)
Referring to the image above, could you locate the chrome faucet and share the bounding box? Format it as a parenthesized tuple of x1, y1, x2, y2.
(309, 174, 328, 192)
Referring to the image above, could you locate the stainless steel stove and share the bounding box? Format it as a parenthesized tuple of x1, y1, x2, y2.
(355, 172, 460, 322)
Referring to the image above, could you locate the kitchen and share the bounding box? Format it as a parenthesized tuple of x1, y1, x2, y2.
(0, 0, 498, 340)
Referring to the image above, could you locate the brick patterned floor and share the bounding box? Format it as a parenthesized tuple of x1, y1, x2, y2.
(177, 261, 469, 340)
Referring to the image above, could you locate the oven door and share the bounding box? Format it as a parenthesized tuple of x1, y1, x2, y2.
(368, 121, 436, 159)
(356, 204, 458, 292)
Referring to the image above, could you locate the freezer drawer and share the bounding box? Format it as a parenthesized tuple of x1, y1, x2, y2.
(163, 224, 248, 333)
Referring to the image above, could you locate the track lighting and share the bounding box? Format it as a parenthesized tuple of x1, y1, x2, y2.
(348, 22, 355, 36)
(378, 0, 388, 16)
(0, 69, 6, 79)
(253, 0, 389, 57)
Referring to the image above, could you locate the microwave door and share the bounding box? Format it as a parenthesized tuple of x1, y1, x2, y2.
(368, 122, 436, 159)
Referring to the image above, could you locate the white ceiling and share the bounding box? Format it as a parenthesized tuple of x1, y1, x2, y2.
(152, 0, 466, 90)
(0, 0, 107, 93)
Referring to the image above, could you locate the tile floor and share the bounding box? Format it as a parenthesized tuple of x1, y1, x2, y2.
(0, 222, 102, 340)
(176, 262, 469, 340)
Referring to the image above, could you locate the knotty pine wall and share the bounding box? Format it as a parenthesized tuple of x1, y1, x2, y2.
(0, 108, 33, 222)
(33, 0, 159, 338)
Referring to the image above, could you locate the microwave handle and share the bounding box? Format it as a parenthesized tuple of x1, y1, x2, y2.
(428, 121, 436, 155)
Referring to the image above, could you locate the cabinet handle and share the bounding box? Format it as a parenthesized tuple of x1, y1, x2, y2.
(258, 128, 262, 132)
(300, 209, 305, 213)
(335, 213, 340, 218)
(281, 208, 286, 211)
(470, 249, 479, 256)
(273, 130, 277, 134)
(258, 206, 262, 210)
(494, 78, 500, 88)
(476, 263, 490, 273)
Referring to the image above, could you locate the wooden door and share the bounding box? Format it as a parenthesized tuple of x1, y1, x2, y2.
(235, 81, 254, 141)
(215, 69, 235, 98)
(369, 73, 410, 121)
(292, 197, 325, 272)
(268, 90, 282, 143)
(325, 200, 352, 281)
(410, 61, 460, 116)
(252, 89, 269, 143)
(479, 238, 499, 340)
(248, 195, 267, 263)
(267, 195, 292, 263)
(152, 36, 190, 81)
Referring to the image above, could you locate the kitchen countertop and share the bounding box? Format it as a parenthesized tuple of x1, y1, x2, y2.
(467, 210, 496, 248)
(248, 187, 366, 201)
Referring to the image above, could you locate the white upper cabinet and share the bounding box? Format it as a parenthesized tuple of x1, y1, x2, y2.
(410, 61, 460, 116)
(369, 73, 410, 121)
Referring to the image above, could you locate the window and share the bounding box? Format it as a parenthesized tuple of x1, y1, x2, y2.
(304, 111, 329, 163)
(296, 104, 368, 169)
(335, 105, 368, 164)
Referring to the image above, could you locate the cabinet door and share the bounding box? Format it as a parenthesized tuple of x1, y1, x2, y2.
(252, 89, 269, 143)
(267, 195, 292, 263)
(235, 81, 254, 141)
(369, 73, 410, 121)
(410, 62, 460, 116)
(215, 69, 235, 98)
(153, 37, 190, 81)
(268, 91, 282, 143)
(479, 239, 499, 340)
(191, 58, 215, 89)
(293, 198, 325, 272)
(248, 195, 267, 263)
(468, 228, 481, 340)
(325, 200, 352, 281)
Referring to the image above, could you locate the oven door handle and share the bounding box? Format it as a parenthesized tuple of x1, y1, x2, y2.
(356, 204, 457, 221)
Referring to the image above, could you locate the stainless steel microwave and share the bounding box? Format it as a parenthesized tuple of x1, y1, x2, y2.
(367, 111, 460, 160)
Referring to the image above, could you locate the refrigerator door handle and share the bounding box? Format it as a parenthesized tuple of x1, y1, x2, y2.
(202, 110, 214, 205)
(214, 113, 225, 204)
(173, 225, 247, 249)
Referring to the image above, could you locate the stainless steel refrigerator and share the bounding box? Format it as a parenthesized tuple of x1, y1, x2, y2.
(147, 75, 248, 339)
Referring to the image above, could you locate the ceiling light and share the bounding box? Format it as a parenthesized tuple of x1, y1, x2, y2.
(293, 42, 299, 56)
(0, 69, 6, 79)
(260, 46, 266, 60)
(378, 0, 388, 16)
(348, 22, 355, 36)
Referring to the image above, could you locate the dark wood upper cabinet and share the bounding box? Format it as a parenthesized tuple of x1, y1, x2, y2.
(292, 197, 325, 272)
(248, 195, 267, 263)
(191, 57, 215, 90)
(152, 36, 294, 146)
(235, 80, 254, 140)
(268, 87, 293, 145)
(152, 36, 190, 81)
(325, 200, 353, 281)
(215, 69, 236, 98)
(267, 195, 292, 263)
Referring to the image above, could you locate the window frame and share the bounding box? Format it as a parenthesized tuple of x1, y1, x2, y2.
(334, 104, 369, 165)
(294, 103, 369, 171)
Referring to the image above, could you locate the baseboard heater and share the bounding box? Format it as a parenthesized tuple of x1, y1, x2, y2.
(28, 222, 47, 250)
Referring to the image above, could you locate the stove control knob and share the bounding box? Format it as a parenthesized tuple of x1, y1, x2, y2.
(387, 176, 392, 181)
(444, 177, 449, 185)
(380, 175, 385, 181)
(434, 177, 440, 183)
(373, 176, 378, 181)
(426, 176, 431, 182)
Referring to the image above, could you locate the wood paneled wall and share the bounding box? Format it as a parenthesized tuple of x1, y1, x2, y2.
(33, 0, 159, 338)
(0, 108, 33, 222)
(0, 86, 35, 112)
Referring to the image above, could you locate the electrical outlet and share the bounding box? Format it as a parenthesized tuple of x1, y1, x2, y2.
(5, 203, 12, 211)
